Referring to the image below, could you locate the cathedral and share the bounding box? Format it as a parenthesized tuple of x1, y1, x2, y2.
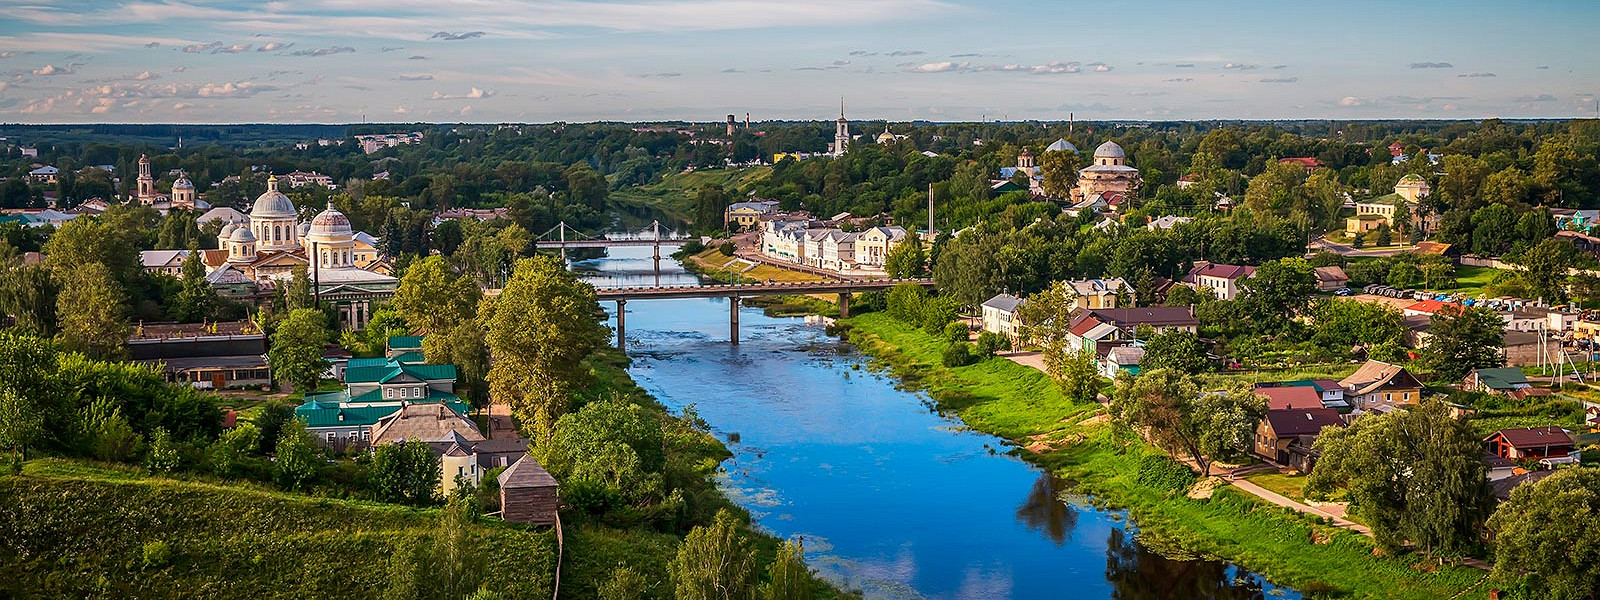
(133, 154, 207, 212)
(1071, 141, 1142, 210)
(200, 175, 397, 328)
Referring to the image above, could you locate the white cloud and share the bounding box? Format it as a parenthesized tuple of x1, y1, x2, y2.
(1222, 63, 1258, 70)
(183, 41, 223, 53)
(431, 87, 494, 100)
(1408, 62, 1453, 69)
(215, 43, 251, 54)
(1338, 96, 1365, 107)
(396, 74, 434, 81)
(393, 105, 411, 114)
(258, 41, 294, 52)
(32, 63, 76, 75)
(129, 71, 159, 81)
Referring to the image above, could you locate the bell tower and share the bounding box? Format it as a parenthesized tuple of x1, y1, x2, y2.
(833, 98, 850, 155)
(136, 154, 155, 203)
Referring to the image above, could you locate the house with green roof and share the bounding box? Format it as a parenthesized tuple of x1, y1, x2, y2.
(387, 335, 425, 358)
(298, 351, 464, 447)
(1463, 367, 1532, 395)
(1346, 175, 1436, 236)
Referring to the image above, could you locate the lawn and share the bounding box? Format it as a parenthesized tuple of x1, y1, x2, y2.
(1448, 265, 1505, 297)
(1246, 472, 1310, 502)
(686, 248, 826, 284)
(843, 312, 1492, 600)
(1198, 364, 1361, 389)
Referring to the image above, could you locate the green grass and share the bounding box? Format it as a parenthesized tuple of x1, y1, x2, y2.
(1449, 265, 1506, 297)
(1, 458, 561, 600)
(843, 312, 1491, 600)
(1247, 472, 1310, 502)
(610, 167, 773, 223)
(686, 248, 826, 284)
(1197, 364, 1361, 389)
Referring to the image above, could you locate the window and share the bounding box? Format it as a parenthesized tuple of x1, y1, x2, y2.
(385, 388, 393, 399)
(326, 432, 335, 442)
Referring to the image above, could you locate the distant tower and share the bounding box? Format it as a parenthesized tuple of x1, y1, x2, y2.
(745, 113, 750, 130)
(136, 153, 155, 203)
(833, 98, 850, 155)
(1017, 148, 1035, 170)
(726, 114, 736, 136)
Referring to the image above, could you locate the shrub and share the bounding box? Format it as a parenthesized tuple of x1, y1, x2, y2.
(716, 241, 736, 256)
(143, 428, 181, 475)
(1134, 454, 1196, 494)
(141, 540, 172, 570)
(678, 239, 705, 255)
(942, 322, 969, 344)
(975, 331, 1010, 357)
(920, 296, 959, 335)
(941, 343, 976, 368)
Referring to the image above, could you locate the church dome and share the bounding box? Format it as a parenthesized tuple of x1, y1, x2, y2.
(1094, 141, 1125, 159)
(229, 225, 257, 243)
(1046, 138, 1078, 153)
(173, 177, 195, 190)
(250, 176, 297, 219)
(1397, 173, 1427, 185)
(219, 222, 238, 238)
(308, 204, 353, 240)
(297, 222, 312, 237)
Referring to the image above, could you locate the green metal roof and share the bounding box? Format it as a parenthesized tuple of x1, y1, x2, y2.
(347, 352, 426, 371)
(344, 363, 457, 384)
(1359, 193, 1406, 206)
(296, 398, 470, 428)
(1473, 367, 1531, 390)
(346, 388, 460, 404)
(388, 336, 424, 350)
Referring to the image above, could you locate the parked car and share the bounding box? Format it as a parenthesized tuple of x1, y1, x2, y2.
(1334, 288, 1354, 296)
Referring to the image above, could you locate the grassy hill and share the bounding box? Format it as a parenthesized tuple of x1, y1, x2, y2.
(610, 166, 772, 222)
(0, 459, 573, 600)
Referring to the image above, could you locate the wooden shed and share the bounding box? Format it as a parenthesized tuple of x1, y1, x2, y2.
(498, 455, 560, 526)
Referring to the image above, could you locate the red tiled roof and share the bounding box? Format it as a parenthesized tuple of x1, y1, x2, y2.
(1256, 386, 1324, 410)
(1404, 300, 1456, 314)
(1186, 263, 1256, 282)
(1278, 157, 1322, 168)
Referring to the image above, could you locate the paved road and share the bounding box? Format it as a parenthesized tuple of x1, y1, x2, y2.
(1308, 235, 1419, 257)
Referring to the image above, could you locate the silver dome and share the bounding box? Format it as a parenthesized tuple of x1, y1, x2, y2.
(250, 177, 297, 219)
(1094, 141, 1125, 159)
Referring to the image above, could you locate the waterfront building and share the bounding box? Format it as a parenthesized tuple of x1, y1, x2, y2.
(725, 199, 779, 231)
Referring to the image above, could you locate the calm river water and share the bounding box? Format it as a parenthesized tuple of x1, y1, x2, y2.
(575, 247, 1299, 600)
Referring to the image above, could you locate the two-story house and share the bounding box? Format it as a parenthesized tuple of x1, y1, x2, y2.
(1182, 262, 1256, 301)
(1339, 360, 1424, 410)
(854, 226, 907, 268)
(1066, 278, 1132, 310)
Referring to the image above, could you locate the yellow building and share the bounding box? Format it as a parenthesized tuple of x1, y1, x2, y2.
(1346, 174, 1435, 235)
(725, 200, 779, 231)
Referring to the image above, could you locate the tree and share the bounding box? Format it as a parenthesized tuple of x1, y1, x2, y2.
(883, 235, 926, 278)
(1487, 468, 1600, 600)
(1515, 238, 1577, 303)
(693, 185, 734, 232)
(671, 509, 757, 600)
(143, 427, 181, 474)
(485, 256, 608, 441)
(1307, 400, 1492, 557)
(538, 397, 665, 508)
(1193, 385, 1267, 466)
(209, 422, 259, 478)
(598, 566, 648, 600)
(1016, 280, 1082, 388)
(0, 389, 45, 461)
(1309, 298, 1405, 355)
(759, 540, 814, 600)
(54, 262, 130, 359)
(1140, 329, 1209, 374)
(269, 308, 329, 394)
(370, 440, 443, 506)
(385, 494, 488, 600)
(172, 239, 218, 322)
(395, 256, 481, 334)
(1058, 348, 1102, 404)
(1374, 223, 1393, 247)
(424, 321, 492, 409)
(1424, 305, 1505, 381)
(273, 418, 318, 491)
(1109, 369, 1250, 476)
(0, 264, 58, 336)
(1037, 149, 1081, 199)
(285, 264, 315, 311)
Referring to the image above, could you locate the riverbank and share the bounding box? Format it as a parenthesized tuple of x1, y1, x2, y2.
(679, 248, 841, 317)
(839, 312, 1490, 600)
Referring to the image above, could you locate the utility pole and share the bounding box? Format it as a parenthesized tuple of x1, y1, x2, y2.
(927, 183, 935, 238)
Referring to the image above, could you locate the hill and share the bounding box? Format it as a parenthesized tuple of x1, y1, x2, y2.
(0, 459, 566, 599)
(611, 166, 772, 223)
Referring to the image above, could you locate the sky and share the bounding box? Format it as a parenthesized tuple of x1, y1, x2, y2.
(0, 0, 1596, 124)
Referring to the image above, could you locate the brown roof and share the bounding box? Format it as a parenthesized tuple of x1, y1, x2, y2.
(1256, 386, 1324, 410)
(1313, 266, 1348, 283)
(498, 455, 558, 489)
(1491, 469, 1555, 502)
(1184, 262, 1256, 283)
(1338, 360, 1421, 396)
(1088, 307, 1199, 329)
(369, 402, 485, 446)
(1485, 426, 1574, 450)
(1264, 408, 1345, 437)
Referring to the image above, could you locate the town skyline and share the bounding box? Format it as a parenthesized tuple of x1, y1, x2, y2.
(0, 0, 1597, 123)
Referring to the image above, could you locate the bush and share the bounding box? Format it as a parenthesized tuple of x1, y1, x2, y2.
(143, 428, 181, 475)
(941, 343, 976, 368)
(920, 296, 959, 335)
(942, 322, 969, 344)
(678, 239, 705, 255)
(975, 331, 1010, 357)
(716, 241, 736, 256)
(1134, 454, 1196, 494)
(141, 540, 172, 570)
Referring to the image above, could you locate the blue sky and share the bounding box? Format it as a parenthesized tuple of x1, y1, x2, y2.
(0, 0, 1594, 123)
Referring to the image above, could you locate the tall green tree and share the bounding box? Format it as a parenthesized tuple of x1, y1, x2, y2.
(424, 321, 492, 409)
(273, 418, 319, 491)
(172, 240, 218, 322)
(269, 308, 329, 394)
(1487, 468, 1600, 600)
(0, 264, 59, 336)
(285, 264, 315, 311)
(54, 262, 130, 360)
(671, 509, 757, 600)
(1424, 305, 1505, 380)
(1016, 280, 1081, 389)
(1514, 238, 1577, 303)
(369, 440, 443, 506)
(1109, 369, 1258, 476)
(484, 256, 607, 441)
(1140, 328, 1209, 375)
(394, 256, 481, 334)
(1307, 400, 1492, 557)
(0, 388, 45, 461)
(759, 540, 814, 600)
(883, 235, 927, 279)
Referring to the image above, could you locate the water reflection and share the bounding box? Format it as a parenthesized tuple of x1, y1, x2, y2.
(1015, 473, 1079, 546)
(580, 246, 1299, 600)
(1106, 528, 1283, 600)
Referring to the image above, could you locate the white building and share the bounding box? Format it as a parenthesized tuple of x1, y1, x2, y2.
(981, 294, 1025, 342)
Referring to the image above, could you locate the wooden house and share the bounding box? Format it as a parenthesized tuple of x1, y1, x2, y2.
(1483, 427, 1577, 461)
(1253, 408, 1346, 472)
(499, 455, 560, 526)
(1338, 360, 1423, 410)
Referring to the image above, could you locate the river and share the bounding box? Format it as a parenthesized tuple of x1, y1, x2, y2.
(575, 246, 1299, 600)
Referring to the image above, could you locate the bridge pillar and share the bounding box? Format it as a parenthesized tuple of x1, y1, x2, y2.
(729, 296, 740, 345)
(615, 299, 627, 352)
(837, 292, 850, 319)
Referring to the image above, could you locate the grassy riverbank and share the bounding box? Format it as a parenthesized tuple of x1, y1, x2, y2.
(679, 248, 840, 317)
(841, 312, 1489, 600)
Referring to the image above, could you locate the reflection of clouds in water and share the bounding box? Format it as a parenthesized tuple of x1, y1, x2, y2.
(809, 543, 927, 600)
(955, 563, 1014, 600)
